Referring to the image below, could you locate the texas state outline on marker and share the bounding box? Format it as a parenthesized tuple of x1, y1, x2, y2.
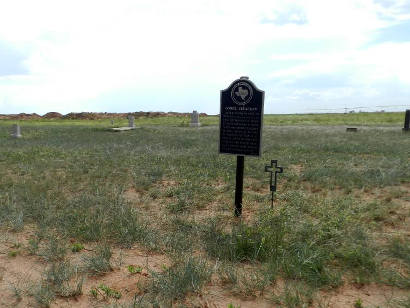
(235, 87, 249, 100)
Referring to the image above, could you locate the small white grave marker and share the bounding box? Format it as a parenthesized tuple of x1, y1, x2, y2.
(11, 124, 22, 138)
(190, 110, 201, 127)
(128, 115, 135, 128)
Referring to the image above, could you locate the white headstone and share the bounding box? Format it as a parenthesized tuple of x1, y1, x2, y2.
(11, 124, 22, 138)
(128, 116, 135, 128)
(190, 110, 201, 127)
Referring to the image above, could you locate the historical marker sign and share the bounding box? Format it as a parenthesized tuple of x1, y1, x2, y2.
(219, 77, 264, 156)
(219, 77, 264, 216)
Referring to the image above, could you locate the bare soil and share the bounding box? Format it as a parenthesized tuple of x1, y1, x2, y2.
(1, 183, 408, 307)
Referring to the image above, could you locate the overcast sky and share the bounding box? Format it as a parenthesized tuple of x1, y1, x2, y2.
(0, 0, 410, 115)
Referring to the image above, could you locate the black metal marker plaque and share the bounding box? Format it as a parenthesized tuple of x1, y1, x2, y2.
(219, 77, 264, 156)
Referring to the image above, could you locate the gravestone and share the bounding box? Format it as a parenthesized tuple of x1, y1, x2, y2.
(219, 76, 264, 216)
(403, 110, 410, 132)
(190, 110, 201, 127)
(11, 124, 22, 138)
(128, 115, 135, 128)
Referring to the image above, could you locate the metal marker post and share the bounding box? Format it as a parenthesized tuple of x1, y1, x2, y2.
(234, 155, 245, 217)
(220, 77, 264, 217)
(404, 109, 410, 132)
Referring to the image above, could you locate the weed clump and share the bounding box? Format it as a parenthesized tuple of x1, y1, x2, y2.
(127, 265, 143, 274)
(387, 237, 410, 265)
(29, 260, 83, 307)
(71, 243, 84, 253)
(83, 244, 112, 275)
(149, 256, 211, 304)
(203, 198, 377, 288)
(39, 233, 67, 262)
(91, 284, 122, 299)
(44, 261, 84, 297)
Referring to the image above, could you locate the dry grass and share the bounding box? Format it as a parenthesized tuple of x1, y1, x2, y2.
(0, 120, 408, 307)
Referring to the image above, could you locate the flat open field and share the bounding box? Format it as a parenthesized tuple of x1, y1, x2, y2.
(0, 113, 409, 307)
(0, 112, 404, 127)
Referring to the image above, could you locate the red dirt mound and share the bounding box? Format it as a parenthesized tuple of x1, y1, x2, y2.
(63, 112, 99, 120)
(0, 111, 208, 120)
(43, 112, 63, 119)
(0, 113, 42, 120)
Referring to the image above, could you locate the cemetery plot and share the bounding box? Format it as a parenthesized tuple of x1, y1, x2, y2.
(0, 117, 409, 307)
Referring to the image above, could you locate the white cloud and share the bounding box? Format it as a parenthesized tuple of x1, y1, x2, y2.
(0, 0, 409, 114)
(269, 41, 410, 85)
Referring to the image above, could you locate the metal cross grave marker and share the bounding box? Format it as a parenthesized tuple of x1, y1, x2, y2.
(265, 160, 283, 208)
